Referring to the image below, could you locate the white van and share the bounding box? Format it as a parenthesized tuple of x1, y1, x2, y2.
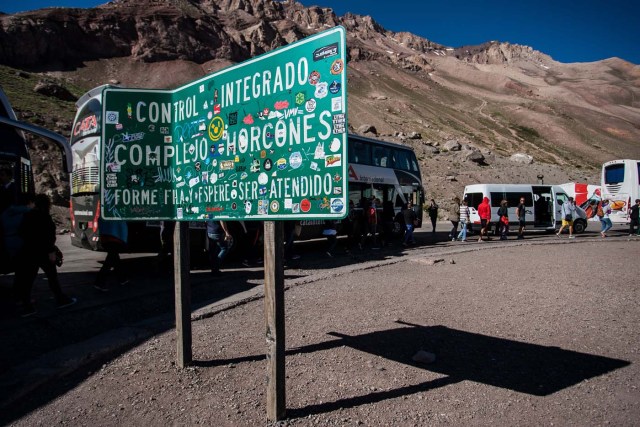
(463, 184, 588, 234)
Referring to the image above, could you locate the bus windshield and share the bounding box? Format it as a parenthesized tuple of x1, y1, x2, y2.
(604, 164, 625, 184)
(71, 98, 102, 196)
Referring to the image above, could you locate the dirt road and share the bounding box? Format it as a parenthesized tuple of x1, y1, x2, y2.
(4, 234, 640, 426)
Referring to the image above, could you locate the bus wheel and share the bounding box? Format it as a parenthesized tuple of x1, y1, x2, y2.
(573, 219, 586, 234)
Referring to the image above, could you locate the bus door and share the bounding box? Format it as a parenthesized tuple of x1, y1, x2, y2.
(552, 190, 569, 226)
(532, 186, 554, 227)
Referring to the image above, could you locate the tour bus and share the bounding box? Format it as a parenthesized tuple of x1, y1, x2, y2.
(601, 159, 639, 224)
(69, 86, 424, 253)
(296, 134, 424, 239)
(0, 86, 72, 272)
(463, 183, 588, 234)
(69, 85, 168, 252)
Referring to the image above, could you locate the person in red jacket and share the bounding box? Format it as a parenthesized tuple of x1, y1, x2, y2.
(477, 196, 492, 242)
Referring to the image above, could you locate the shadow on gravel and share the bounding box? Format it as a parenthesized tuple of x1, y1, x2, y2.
(0, 258, 283, 424)
(288, 321, 630, 418)
(195, 320, 630, 419)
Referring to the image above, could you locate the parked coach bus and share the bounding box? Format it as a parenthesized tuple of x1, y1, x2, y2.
(69, 86, 424, 253)
(601, 159, 639, 224)
(463, 183, 588, 234)
(0, 86, 72, 273)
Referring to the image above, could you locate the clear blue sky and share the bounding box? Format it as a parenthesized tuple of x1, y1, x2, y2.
(1, 0, 638, 64)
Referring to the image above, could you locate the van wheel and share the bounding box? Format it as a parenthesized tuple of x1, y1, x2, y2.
(573, 219, 586, 234)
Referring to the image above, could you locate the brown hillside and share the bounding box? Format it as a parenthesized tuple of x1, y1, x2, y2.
(1, 0, 638, 219)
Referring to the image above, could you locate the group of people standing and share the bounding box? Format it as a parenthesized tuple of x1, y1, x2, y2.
(446, 195, 527, 242)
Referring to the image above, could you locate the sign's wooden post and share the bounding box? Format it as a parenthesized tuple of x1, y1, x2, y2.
(174, 222, 192, 368)
(264, 221, 285, 421)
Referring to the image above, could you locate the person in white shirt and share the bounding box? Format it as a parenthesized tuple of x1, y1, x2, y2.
(556, 197, 577, 239)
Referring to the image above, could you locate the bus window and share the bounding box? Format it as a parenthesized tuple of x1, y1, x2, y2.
(70, 99, 101, 145)
(604, 164, 625, 184)
(489, 192, 502, 207)
(373, 184, 385, 198)
(372, 145, 390, 167)
(71, 136, 100, 195)
(465, 192, 483, 209)
(348, 139, 371, 165)
(505, 192, 532, 207)
(409, 153, 419, 173)
(393, 150, 411, 171)
(349, 183, 366, 207)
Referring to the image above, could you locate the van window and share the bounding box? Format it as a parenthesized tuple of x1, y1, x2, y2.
(506, 192, 532, 207)
(556, 192, 569, 206)
(465, 192, 483, 209)
(489, 192, 502, 207)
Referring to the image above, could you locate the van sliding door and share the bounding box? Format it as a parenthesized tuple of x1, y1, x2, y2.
(532, 186, 553, 227)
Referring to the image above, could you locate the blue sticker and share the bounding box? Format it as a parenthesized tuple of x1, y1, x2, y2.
(329, 80, 341, 94)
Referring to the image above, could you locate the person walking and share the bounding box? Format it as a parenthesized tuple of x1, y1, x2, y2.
(207, 220, 232, 275)
(427, 199, 438, 234)
(516, 196, 527, 239)
(17, 194, 76, 317)
(343, 200, 358, 253)
(600, 199, 613, 238)
(403, 201, 417, 246)
(449, 197, 460, 241)
(284, 220, 300, 261)
(497, 199, 509, 240)
(381, 200, 395, 247)
(556, 197, 577, 238)
(367, 198, 379, 249)
(94, 218, 129, 292)
(629, 199, 640, 236)
(477, 196, 491, 242)
(322, 220, 338, 257)
(457, 199, 470, 242)
(1, 194, 33, 298)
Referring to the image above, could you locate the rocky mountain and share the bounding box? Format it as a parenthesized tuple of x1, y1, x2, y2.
(1, 0, 639, 218)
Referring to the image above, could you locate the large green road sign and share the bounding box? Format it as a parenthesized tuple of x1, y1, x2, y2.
(102, 26, 347, 221)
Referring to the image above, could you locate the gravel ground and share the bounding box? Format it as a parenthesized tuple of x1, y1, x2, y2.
(8, 238, 640, 426)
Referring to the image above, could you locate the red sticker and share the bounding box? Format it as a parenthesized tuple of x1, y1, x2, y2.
(300, 199, 311, 212)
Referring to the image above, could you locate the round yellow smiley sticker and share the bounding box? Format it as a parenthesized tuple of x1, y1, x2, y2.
(208, 116, 225, 141)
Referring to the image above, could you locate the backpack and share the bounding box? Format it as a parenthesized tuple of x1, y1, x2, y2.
(596, 205, 604, 217)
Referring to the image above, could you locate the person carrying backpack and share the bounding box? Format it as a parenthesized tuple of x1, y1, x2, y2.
(556, 197, 576, 239)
